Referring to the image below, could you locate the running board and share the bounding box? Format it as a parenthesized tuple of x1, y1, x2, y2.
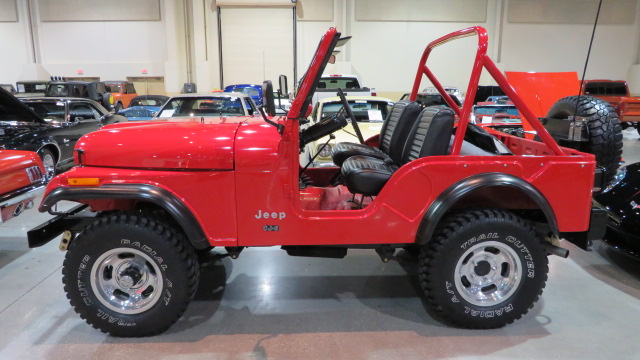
(281, 246, 347, 258)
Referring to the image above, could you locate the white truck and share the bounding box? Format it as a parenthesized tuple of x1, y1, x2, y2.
(311, 74, 376, 105)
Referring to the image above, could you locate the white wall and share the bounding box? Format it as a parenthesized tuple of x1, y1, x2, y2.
(1, 0, 639, 96)
(0, 1, 36, 82)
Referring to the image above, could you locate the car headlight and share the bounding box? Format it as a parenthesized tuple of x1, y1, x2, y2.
(316, 143, 332, 158)
(603, 166, 627, 193)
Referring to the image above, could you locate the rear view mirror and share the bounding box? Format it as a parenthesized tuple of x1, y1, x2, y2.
(279, 75, 288, 96)
(262, 80, 276, 117)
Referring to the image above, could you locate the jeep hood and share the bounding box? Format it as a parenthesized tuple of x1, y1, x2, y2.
(77, 120, 245, 170)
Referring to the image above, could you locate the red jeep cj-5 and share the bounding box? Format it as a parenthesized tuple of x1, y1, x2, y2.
(29, 27, 607, 336)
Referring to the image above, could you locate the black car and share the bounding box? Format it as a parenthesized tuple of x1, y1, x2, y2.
(594, 162, 640, 258)
(0, 88, 127, 179)
(127, 95, 169, 108)
(45, 80, 114, 111)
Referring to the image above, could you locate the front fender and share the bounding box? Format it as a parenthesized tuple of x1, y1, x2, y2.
(40, 184, 209, 249)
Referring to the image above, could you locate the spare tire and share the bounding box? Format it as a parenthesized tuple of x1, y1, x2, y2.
(546, 95, 623, 187)
(102, 92, 114, 111)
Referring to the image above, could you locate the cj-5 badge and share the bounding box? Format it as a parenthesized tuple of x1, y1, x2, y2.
(255, 210, 286, 220)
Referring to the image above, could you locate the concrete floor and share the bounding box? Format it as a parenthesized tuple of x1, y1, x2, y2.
(1, 129, 640, 360)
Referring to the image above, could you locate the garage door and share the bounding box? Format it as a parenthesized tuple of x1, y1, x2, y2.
(219, 7, 294, 88)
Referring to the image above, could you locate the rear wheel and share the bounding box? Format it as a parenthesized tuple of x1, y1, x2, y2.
(418, 209, 548, 329)
(62, 212, 199, 337)
(546, 95, 623, 186)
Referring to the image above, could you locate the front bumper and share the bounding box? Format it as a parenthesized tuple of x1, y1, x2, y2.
(0, 182, 44, 224)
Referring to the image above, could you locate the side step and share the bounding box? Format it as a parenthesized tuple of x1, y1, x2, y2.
(281, 246, 347, 259)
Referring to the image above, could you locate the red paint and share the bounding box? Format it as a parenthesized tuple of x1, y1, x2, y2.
(40, 27, 598, 249)
(0, 150, 43, 195)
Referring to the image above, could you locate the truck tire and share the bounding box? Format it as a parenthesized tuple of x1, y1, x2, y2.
(418, 209, 548, 329)
(62, 212, 199, 337)
(546, 95, 623, 186)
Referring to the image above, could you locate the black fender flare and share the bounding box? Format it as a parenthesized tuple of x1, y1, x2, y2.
(41, 184, 209, 249)
(416, 173, 558, 245)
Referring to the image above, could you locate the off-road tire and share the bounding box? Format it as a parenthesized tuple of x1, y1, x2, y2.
(62, 212, 199, 337)
(114, 102, 123, 113)
(547, 95, 623, 186)
(418, 209, 548, 329)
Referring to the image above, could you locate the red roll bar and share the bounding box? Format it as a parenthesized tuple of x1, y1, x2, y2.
(410, 26, 564, 156)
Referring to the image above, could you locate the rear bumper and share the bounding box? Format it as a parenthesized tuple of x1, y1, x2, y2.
(0, 182, 44, 224)
(560, 202, 608, 250)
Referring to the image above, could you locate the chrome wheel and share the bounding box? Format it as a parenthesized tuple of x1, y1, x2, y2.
(41, 152, 55, 180)
(90, 248, 164, 314)
(453, 241, 522, 307)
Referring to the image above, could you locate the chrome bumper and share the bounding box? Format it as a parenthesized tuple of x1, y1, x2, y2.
(0, 183, 45, 224)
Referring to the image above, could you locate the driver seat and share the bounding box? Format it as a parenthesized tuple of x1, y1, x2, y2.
(341, 106, 455, 196)
(330, 100, 422, 167)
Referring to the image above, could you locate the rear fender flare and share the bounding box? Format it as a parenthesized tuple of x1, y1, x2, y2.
(41, 184, 209, 249)
(416, 173, 558, 245)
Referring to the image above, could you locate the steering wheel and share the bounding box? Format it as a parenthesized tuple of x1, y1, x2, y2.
(337, 88, 365, 144)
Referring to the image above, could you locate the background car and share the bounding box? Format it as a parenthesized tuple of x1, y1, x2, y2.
(118, 107, 157, 121)
(118, 95, 169, 121)
(304, 95, 394, 167)
(104, 81, 138, 111)
(399, 92, 461, 108)
(223, 84, 263, 106)
(155, 93, 259, 119)
(45, 80, 114, 111)
(0, 150, 45, 224)
(0, 87, 127, 179)
(595, 162, 640, 258)
(15, 81, 48, 98)
(128, 95, 169, 108)
(471, 103, 520, 124)
(274, 91, 291, 115)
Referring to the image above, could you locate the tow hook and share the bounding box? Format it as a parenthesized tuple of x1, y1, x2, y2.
(59, 230, 74, 251)
(375, 246, 396, 262)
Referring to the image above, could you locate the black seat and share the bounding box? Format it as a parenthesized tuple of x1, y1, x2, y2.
(342, 106, 455, 196)
(331, 100, 422, 167)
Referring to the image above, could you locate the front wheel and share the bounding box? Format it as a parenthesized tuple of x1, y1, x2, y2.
(62, 212, 199, 337)
(418, 209, 548, 329)
(37, 148, 56, 181)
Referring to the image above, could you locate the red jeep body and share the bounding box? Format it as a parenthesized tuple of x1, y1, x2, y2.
(38, 27, 597, 245)
(28, 27, 605, 335)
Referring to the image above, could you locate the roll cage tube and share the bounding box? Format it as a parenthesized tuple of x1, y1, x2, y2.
(410, 26, 564, 156)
